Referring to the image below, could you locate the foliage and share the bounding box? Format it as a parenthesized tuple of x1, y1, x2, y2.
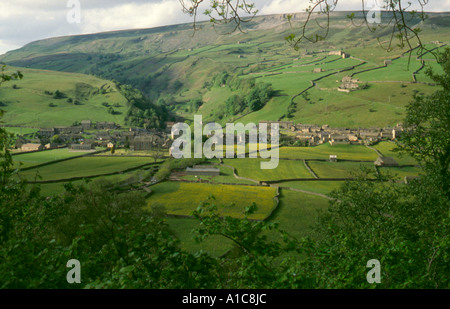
(119, 83, 168, 129)
(397, 47, 450, 192)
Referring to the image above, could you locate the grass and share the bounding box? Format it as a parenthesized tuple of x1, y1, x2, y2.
(307, 161, 375, 178)
(222, 158, 312, 181)
(180, 165, 257, 185)
(372, 141, 417, 165)
(378, 166, 423, 179)
(4, 127, 39, 136)
(267, 189, 330, 240)
(13, 148, 86, 169)
(18, 156, 158, 181)
(279, 143, 378, 161)
(0, 67, 129, 127)
(95, 148, 170, 157)
(147, 181, 278, 220)
(275, 180, 345, 195)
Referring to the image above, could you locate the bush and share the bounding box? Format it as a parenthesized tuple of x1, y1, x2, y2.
(53, 90, 66, 99)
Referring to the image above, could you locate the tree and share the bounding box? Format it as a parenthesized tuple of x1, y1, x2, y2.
(396, 48, 450, 193)
(0, 65, 22, 86)
(295, 50, 450, 288)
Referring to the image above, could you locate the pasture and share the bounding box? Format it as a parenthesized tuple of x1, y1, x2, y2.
(13, 148, 87, 169)
(18, 156, 158, 181)
(147, 182, 278, 220)
(279, 143, 378, 161)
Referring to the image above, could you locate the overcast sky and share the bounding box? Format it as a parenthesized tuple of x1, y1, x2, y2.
(1, 0, 449, 55)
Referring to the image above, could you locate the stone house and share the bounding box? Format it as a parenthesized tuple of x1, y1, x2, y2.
(186, 165, 220, 177)
(330, 135, 349, 145)
(81, 120, 92, 130)
(96, 122, 117, 130)
(39, 128, 55, 137)
(21, 143, 44, 151)
(70, 143, 94, 151)
(374, 156, 398, 167)
(45, 143, 58, 149)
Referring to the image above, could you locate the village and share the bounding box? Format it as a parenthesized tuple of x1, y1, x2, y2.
(10, 118, 404, 154)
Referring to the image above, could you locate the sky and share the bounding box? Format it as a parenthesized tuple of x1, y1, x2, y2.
(0, 0, 449, 55)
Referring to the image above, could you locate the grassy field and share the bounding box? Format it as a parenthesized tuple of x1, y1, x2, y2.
(279, 143, 378, 161)
(378, 166, 423, 179)
(275, 180, 345, 195)
(372, 141, 418, 165)
(147, 181, 278, 220)
(13, 148, 87, 169)
(4, 127, 39, 136)
(267, 189, 330, 240)
(180, 165, 257, 185)
(222, 158, 313, 181)
(18, 156, 158, 181)
(35, 172, 135, 196)
(0, 67, 129, 127)
(308, 161, 375, 178)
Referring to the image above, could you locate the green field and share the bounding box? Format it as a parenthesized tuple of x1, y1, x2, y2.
(307, 161, 375, 178)
(4, 127, 39, 136)
(35, 172, 135, 196)
(222, 158, 313, 181)
(180, 165, 257, 185)
(279, 143, 378, 161)
(372, 141, 418, 165)
(267, 189, 330, 240)
(18, 156, 158, 181)
(147, 181, 278, 220)
(0, 67, 129, 127)
(275, 180, 344, 195)
(378, 166, 423, 179)
(13, 148, 87, 169)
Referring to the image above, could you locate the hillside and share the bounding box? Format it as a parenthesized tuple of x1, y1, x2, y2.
(0, 67, 131, 127)
(0, 67, 167, 128)
(1, 11, 449, 128)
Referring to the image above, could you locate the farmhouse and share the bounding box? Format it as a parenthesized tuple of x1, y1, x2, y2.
(45, 143, 58, 150)
(186, 165, 220, 177)
(374, 156, 398, 167)
(70, 143, 94, 152)
(130, 135, 163, 151)
(330, 135, 349, 145)
(39, 128, 55, 137)
(96, 122, 117, 130)
(21, 143, 44, 151)
(329, 50, 344, 56)
(81, 120, 92, 130)
(339, 76, 359, 91)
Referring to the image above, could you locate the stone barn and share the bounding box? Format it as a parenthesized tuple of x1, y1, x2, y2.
(186, 165, 220, 177)
(374, 156, 398, 167)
